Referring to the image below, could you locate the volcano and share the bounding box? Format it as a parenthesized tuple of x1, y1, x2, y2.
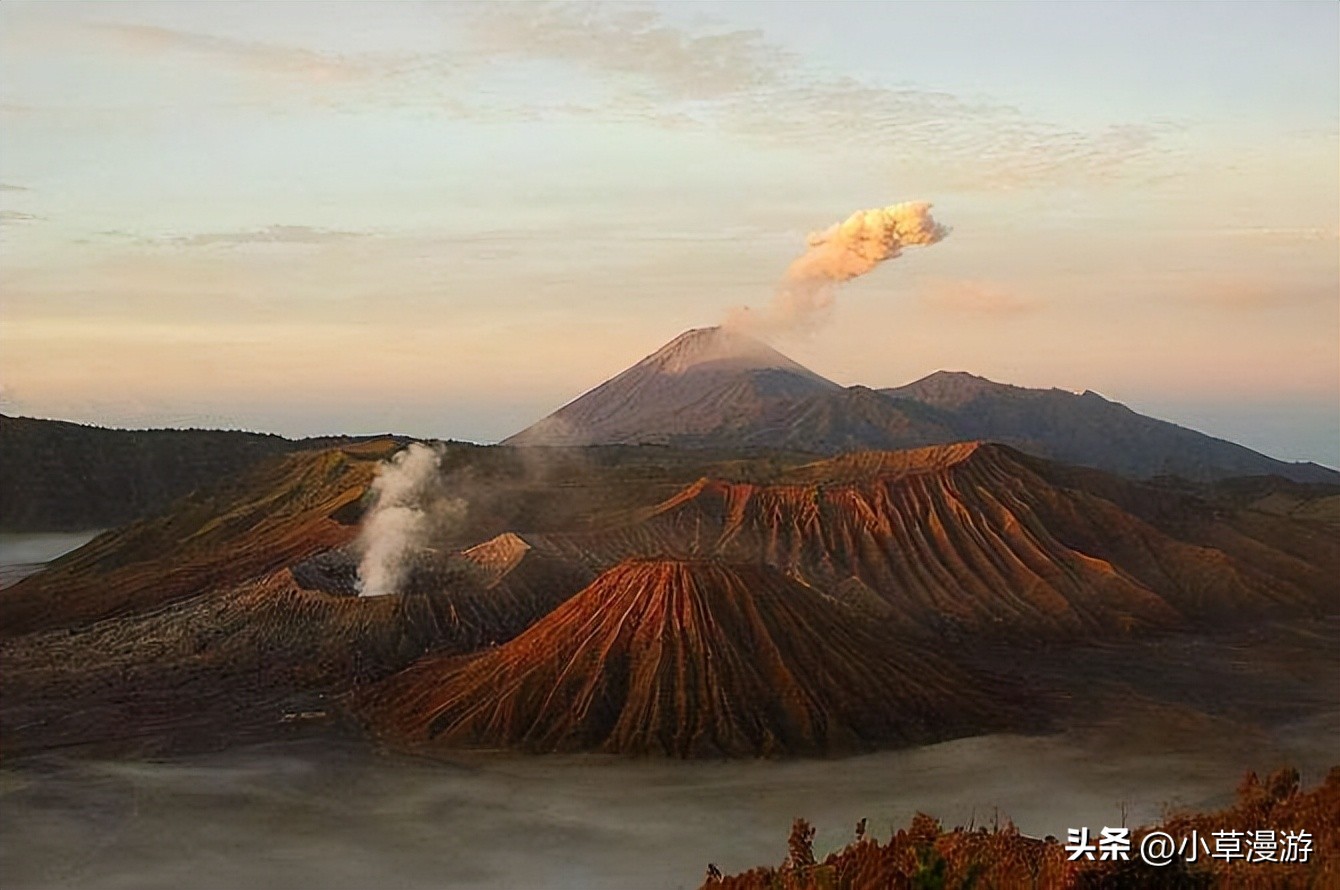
(3, 433, 1337, 758)
(361, 442, 1340, 758)
(506, 328, 1338, 485)
(502, 326, 963, 453)
(362, 558, 1011, 757)
(502, 326, 842, 447)
(523, 442, 1340, 642)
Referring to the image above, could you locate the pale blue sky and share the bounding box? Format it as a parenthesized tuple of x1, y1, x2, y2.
(1, 1, 1336, 465)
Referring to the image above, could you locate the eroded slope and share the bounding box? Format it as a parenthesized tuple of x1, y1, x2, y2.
(364, 559, 1017, 756)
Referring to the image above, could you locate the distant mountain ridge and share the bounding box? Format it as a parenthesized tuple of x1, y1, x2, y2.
(0, 414, 408, 531)
(4, 328, 1334, 535)
(0, 415, 300, 531)
(506, 328, 1339, 485)
(881, 371, 1339, 483)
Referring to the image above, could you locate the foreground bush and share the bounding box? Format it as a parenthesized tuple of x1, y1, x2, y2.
(705, 766, 1338, 889)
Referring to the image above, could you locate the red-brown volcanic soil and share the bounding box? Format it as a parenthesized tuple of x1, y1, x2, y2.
(3, 438, 1336, 758)
(363, 558, 1018, 757)
(0, 442, 390, 636)
(535, 443, 1340, 640)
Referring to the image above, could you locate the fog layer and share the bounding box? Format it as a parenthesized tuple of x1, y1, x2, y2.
(3, 719, 1335, 890)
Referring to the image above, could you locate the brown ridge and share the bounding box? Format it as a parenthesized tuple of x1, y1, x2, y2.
(529, 443, 1339, 640)
(0, 442, 395, 636)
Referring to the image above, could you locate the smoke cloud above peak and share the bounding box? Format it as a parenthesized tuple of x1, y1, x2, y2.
(726, 201, 950, 336)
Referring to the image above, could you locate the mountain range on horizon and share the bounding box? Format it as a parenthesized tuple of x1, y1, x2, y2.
(2, 324, 1335, 536)
(6, 325, 1336, 757)
(504, 326, 1339, 484)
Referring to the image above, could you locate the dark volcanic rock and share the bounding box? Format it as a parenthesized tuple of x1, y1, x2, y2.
(882, 370, 1339, 484)
(503, 326, 841, 447)
(502, 329, 1338, 484)
(0, 414, 300, 531)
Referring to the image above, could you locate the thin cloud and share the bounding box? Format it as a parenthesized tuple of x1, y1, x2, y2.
(458, 4, 789, 101)
(1181, 280, 1330, 312)
(0, 210, 43, 226)
(173, 225, 370, 247)
(450, 3, 1178, 188)
(9, 7, 1178, 187)
(89, 23, 371, 84)
(920, 279, 1041, 316)
(1215, 226, 1340, 245)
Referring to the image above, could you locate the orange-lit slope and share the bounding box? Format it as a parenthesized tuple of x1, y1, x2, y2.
(538, 443, 1339, 639)
(403, 532, 595, 651)
(0, 442, 395, 636)
(364, 559, 1012, 757)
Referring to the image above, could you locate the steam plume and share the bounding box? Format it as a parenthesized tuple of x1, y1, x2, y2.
(356, 442, 463, 597)
(727, 201, 950, 335)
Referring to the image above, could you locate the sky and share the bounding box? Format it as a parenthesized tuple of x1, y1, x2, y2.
(1, 2, 1336, 466)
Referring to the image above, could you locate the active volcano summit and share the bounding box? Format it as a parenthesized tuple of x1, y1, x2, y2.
(508, 327, 1338, 484)
(1, 327, 1337, 759)
(502, 326, 842, 447)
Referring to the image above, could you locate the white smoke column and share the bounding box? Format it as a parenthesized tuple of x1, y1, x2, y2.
(726, 201, 950, 336)
(356, 442, 450, 597)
